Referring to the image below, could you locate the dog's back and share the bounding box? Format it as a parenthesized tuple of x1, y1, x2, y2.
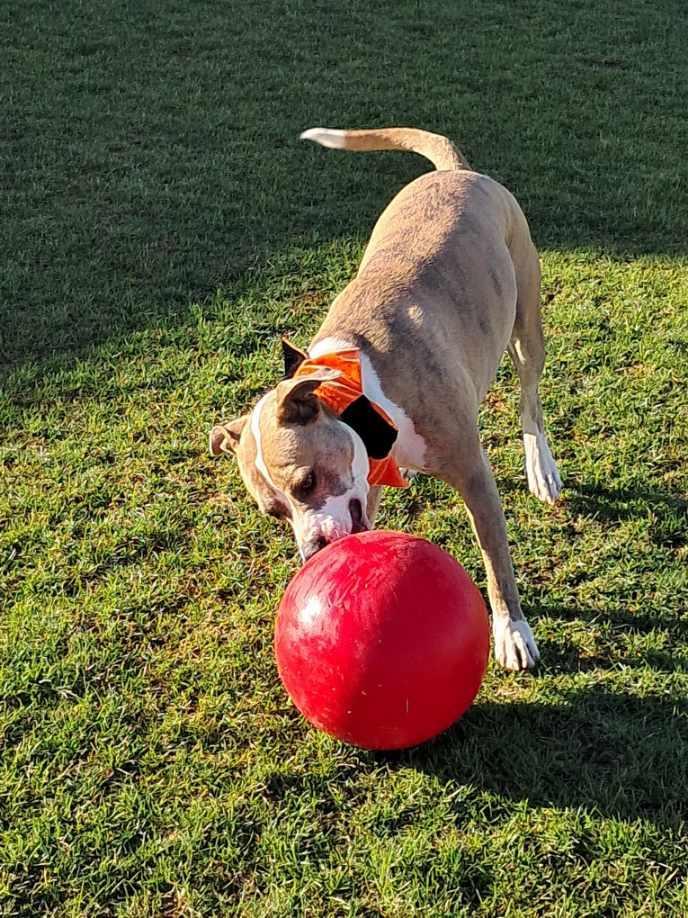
(304, 128, 525, 399)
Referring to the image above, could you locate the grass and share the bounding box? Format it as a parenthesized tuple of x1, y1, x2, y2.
(2, 0, 688, 914)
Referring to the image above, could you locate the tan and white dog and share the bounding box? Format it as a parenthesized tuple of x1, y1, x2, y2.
(210, 127, 562, 671)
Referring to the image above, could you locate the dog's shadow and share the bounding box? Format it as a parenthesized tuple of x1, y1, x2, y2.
(567, 481, 687, 535)
(494, 476, 687, 560)
(387, 683, 688, 828)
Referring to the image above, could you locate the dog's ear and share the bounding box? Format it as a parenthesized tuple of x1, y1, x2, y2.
(281, 338, 308, 379)
(209, 416, 247, 456)
(276, 369, 340, 424)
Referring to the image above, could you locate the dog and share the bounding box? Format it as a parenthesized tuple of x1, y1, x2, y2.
(210, 127, 562, 671)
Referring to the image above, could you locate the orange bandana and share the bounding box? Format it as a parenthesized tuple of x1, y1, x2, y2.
(294, 347, 409, 488)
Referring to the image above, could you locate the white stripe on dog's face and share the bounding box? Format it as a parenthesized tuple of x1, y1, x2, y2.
(245, 391, 370, 560)
(250, 392, 286, 499)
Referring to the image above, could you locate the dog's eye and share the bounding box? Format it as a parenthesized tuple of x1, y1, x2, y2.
(294, 470, 316, 500)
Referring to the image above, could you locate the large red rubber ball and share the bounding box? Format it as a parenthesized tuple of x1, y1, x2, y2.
(275, 530, 490, 750)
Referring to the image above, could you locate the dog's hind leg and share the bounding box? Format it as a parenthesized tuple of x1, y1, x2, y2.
(508, 230, 562, 504)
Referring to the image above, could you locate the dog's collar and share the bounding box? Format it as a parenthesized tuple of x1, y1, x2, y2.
(292, 347, 408, 488)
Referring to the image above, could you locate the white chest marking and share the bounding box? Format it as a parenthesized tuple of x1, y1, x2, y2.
(309, 337, 427, 470)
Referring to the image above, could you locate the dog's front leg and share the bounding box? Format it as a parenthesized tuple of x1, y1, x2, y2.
(366, 485, 382, 528)
(440, 439, 539, 671)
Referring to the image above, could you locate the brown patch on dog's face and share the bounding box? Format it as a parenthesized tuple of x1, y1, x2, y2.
(258, 399, 353, 504)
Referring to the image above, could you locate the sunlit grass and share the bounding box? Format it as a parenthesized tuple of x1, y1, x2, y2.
(2, 0, 687, 914)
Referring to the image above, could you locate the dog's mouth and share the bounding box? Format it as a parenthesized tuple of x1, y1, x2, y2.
(299, 498, 369, 563)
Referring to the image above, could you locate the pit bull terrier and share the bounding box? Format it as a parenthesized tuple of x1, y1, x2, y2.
(210, 127, 562, 671)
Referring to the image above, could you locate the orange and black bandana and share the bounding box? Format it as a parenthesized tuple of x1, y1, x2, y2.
(288, 345, 409, 488)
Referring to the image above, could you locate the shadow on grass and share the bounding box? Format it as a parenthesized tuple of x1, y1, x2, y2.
(398, 685, 688, 828)
(523, 600, 688, 674)
(567, 481, 688, 520)
(566, 483, 688, 550)
(2, 1, 687, 378)
(531, 636, 688, 677)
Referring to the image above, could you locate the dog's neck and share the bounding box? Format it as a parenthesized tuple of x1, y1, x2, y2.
(308, 337, 427, 474)
(293, 341, 408, 488)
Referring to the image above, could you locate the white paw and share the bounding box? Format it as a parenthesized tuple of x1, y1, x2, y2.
(493, 618, 540, 670)
(524, 432, 562, 504)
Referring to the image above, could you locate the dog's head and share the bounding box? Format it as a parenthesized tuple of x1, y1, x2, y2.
(210, 344, 371, 562)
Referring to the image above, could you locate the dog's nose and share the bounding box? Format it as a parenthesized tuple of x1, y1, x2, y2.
(301, 535, 328, 562)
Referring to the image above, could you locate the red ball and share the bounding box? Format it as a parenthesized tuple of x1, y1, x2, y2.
(275, 530, 490, 750)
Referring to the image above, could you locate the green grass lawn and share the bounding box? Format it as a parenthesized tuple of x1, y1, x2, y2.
(2, 0, 688, 914)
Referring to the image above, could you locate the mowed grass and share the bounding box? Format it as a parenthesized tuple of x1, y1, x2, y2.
(2, 0, 688, 914)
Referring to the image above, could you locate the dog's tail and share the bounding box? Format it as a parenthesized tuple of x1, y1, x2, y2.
(300, 126, 469, 171)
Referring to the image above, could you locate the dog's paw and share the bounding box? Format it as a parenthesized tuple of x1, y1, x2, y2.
(493, 618, 540, 671)
(524, 432, 562, 504)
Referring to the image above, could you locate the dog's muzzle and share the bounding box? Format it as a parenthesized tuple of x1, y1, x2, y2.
(300, 498, 369, 562)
